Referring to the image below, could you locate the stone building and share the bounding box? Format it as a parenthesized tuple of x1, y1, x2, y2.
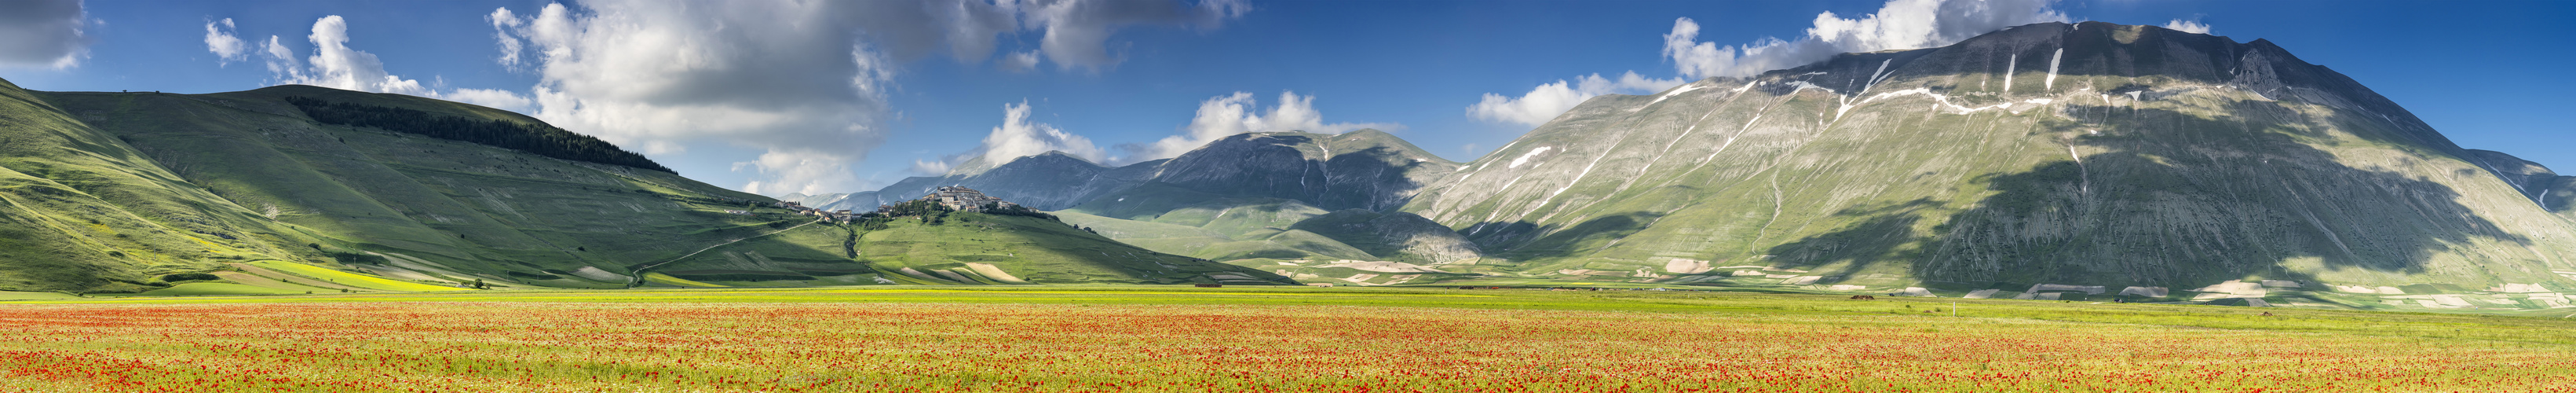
(923, 186, 1015, 211)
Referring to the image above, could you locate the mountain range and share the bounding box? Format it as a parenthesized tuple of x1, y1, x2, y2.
(7, 20, 2574, 305)
(819, 21, 2576, 300)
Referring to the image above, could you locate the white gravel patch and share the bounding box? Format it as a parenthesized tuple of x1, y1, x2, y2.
(1321, 260, 1451, 273)
(570, 266, 629, 282)
(1662, 258, 1713, 274)
(2028, 284, 2106, 295)
(2188, 281, 2267, 297)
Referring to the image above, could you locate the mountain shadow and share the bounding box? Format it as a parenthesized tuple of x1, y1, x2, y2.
(1761, 97, 2542, 289)
(1463, 211, 1667, 270)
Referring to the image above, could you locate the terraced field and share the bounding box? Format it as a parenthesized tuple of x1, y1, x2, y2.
(2, 287, 2574, 391)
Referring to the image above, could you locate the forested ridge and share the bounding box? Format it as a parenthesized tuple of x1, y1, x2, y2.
(284, 97, 672, 172)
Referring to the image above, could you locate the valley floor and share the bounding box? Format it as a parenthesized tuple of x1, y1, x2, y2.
(2, 287, 2574, 391)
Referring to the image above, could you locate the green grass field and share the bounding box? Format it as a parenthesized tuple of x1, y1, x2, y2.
(5, 286, 2576, 391)
(244, 260, 470, 292)
(131, 282, 312, 296)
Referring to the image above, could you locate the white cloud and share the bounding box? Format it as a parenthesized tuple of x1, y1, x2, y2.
(908, 158, 954, 175)
(1120, 90, 1400, 164)
(1021, 0, 1249, 70)
(1472, 0, 2063, 127)
(487, 9, 526, 70)
(739, 150, 864, 196)
(478, 0, 1249, 193)
(1663, 0, 2066, 80)
(999, 50, 1042, 72)
(204, 18, 248, 65)
(489, 1, 902, 195)
(2162, 19, 2212, 35)
(440, 88, 534, 112)
(259, 16, 433, 95)
(1467, 72, 1683, 126)
(258, 35, 293, 74)
(913, 100, 1110, 174)
(1661, 18, 1733, 82)
(0, 0, 91, 68)
(251, 15, 540, 112)
(977, 101, 1107, 163)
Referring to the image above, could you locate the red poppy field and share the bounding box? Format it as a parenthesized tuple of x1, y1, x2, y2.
(1, 288, 2572, 392)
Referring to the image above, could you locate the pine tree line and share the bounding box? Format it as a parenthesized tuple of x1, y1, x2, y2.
(285, 97, 673, 172)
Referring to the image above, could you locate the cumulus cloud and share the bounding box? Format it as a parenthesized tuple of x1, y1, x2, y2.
(218, 1, 1244, 195)
(487, 1, 907, 196)
(1467, 72, 1683, 126)
(247, 15, 541, 113)
(204, 18, 248, 65)
(977, 101, 1106, 163)
(261, 16, 433, 95)
(1661, 18, 1734, 82)
(1472, 0, 2063, 128)
(739, 150, 866, 197)
(2162, 19, 2212, 35)
(0, 0, 92, 68)
(478, 0, 1248, 194)
(1118, 90, 1400, 164)
(1663, 0, 2066, 80)
(914, 101, 1109, 174)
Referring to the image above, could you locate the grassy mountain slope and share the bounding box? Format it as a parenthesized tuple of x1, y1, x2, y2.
(850, 212, 1295, 285)
(802, 129, 1479, 274)
(1058, 184, 1366, 262)
(1404, 22, 2576, 297)
(1046, 131, 1482, 271)
(801, 152, 1170, 213)
(42, 85, 793, 288)
(5, 81, 1263, 291)
(626, 211, 1300, 287)
(0, 79, 345, 292)
(1143, 130, 1457, 212)
(2462, 149, 2576, 219)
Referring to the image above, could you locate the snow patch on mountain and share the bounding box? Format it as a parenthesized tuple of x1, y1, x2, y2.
(1634, 83, 1709, 111)
(1508, 146, 1553, 168)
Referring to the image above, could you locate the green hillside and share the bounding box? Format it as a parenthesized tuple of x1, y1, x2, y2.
(1021, 132, 1477, 285)
(620, 212, 1298, 288)
(0, 79, 1265, 292)
(0, 78, 338, 292)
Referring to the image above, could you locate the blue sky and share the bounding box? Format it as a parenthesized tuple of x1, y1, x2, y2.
(3, 0, 2571, 196)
